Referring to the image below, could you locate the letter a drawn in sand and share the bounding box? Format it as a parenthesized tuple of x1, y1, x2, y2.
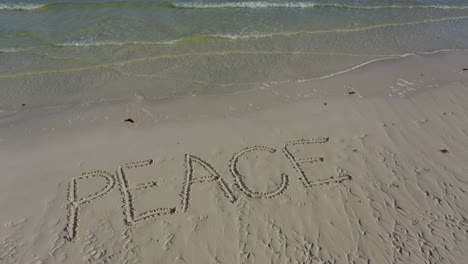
(66, 171, 115, 241)
(180, 154, 236, 213)
(116, 160, 176, 225)
(230, 146, 289, 199)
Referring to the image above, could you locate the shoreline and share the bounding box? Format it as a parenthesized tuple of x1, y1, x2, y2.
(1, 48, 468, 113)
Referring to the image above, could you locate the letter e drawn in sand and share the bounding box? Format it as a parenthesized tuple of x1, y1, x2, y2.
(116, 160, 176, 225)
(65, 171, 115, 242)
(282, 138, 351, 188)
(180, 154, 236, 213)
(230, 146, 289, 199)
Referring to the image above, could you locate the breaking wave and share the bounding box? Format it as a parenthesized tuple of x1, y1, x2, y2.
(2, 1, 468, 12)
(0, 3, 45, 11)
(168, 1, 468, 10)
(55, 39, 180, 47)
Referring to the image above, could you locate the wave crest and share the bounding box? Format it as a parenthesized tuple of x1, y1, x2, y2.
(56, 40, 180, 47)
(0, 48, 27, 53)
(169, 1, 468, 10)
(2, 1, 468, 12)
(0, 3, 44, 11)
(170, 1, 318, 9)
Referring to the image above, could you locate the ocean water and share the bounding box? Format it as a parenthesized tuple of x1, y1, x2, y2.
(1, 0, 468, 106)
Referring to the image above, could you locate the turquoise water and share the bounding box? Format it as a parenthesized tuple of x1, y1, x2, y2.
(1, 0, 468, 106)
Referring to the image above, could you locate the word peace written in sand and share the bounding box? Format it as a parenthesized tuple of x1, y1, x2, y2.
(65, 137, 351, 241)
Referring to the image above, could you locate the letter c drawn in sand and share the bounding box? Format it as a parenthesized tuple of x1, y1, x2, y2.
(230, 146, 289, 199)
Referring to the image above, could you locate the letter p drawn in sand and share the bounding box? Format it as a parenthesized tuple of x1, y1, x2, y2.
(65, 171, 115, 241)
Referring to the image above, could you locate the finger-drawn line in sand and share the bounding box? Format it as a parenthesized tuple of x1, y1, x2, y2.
(82, 233, 107, 263)
(283, 138, 351, 187)
(0, 237, 17, 264)
(235, 200, 253, 264)
(64, 137, 353, 243)
(163, 233, 175, 251)
(180, 154, 237, 213)
(81, 221, 120, 264)
(66, 170, 115, 241)
(120, 226, 140, 264)
(132, 181, 158, 191)
(116, 159, 176, 225)
(230, 146, 289, 199)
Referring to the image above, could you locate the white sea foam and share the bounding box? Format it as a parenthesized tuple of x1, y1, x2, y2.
(172, 1, 318, 9)
(0, 3, 44, 11)
(171, 1, 468, 10)
(0, 48, 26, 53)
(56, 41, 128, 47)
(209, 33, 275, 40)
(1, 1, 467, 11)
(56, 40, 179, 47)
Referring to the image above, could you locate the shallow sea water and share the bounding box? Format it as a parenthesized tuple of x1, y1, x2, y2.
(1, 0, 468, 106)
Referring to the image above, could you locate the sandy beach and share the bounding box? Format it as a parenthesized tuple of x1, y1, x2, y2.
(1, 49, 468, 263)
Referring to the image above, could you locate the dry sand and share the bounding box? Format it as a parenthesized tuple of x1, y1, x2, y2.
(1, 50, 468, 263)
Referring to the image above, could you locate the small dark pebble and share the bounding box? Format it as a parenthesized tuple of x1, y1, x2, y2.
(463, 68, 468, 71)
(348, 91, 356, 95)
(21, 103, 26, 107)
(440, 149, 449, 154)
(124, 118, 134, 123)
(352, 149, 358, 152)
(324, 103, 327, 106)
